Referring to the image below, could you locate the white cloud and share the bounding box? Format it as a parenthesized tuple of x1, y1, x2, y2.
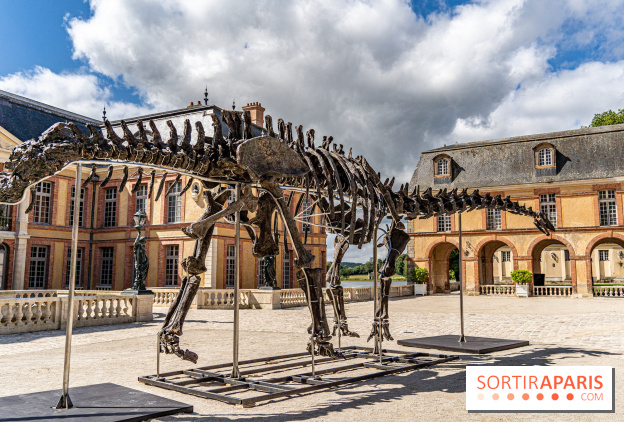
(0, 66, 152, 120)
(6, 0, 624, 263)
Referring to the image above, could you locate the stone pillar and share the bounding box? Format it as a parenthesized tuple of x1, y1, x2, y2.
(133, 293, 154, 322)
(250, 289, 281, 309)
(12, 195, 30, 290)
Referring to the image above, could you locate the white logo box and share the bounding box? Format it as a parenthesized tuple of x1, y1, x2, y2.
(466, 366, 613, 412)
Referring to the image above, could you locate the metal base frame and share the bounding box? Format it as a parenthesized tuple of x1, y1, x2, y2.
(139, 346, 458, 406)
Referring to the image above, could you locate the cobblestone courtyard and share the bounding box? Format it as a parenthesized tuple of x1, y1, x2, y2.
(1, 294, 624, 421)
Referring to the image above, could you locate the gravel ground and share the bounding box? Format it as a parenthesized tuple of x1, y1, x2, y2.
(1, 294, 623, 421)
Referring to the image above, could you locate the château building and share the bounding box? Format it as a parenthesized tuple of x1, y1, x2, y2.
(407, 124, 624, 296)
(0, 90, 326, 291)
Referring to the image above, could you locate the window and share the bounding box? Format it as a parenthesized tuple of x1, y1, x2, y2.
(167, 181, 182, 223)
(436, 159, 449, 176)
(100, 247, 114, 286)
(135, 184, 147, 214)
(537, 148, 553, 166)
(33, 182, 52, 224)
(501, 251, 511, 262)
(29, 246, 48, 288)
(0, 204, 11, 231)
(69, 187, 85, 227)
(0, 244, 7, 289)
(165, 245, 179, 286)
(437, 214, 451, 232)
(65, 247, 84, 288)
(104, 188, 117, 227)
(599, 190, 617, 226)
(283, 249, 291, 289)
(564, 250, 570, 261)
(257, 259, 267, 288)
(540, 194, 557, 227)
(599, 250, 610, 261)
(486, 208, 502, 230)
(302, 197, 312, 233)
(226, 245, 236, 288)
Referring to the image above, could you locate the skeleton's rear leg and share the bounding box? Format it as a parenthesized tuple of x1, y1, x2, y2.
(326, 235, 359, 338)
(298, 268, 334, 356)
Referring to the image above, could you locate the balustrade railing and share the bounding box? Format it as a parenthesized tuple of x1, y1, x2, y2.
(593, 285, 624, 297)
(533, 286, 572, 297)
(479, 284, 515, 296)
(0, 293, 146, 334)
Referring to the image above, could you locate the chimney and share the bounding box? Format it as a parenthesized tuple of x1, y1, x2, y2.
(242, 102, 265, 126)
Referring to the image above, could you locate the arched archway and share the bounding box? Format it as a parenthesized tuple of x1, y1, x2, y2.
(475, 238, 518, 286)
(427, 240, 458, 293)
(528, 237, 575, 287)
(586, 235, 624, 285)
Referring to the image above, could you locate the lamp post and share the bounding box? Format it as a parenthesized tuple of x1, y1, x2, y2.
(125, 209, 150, 293)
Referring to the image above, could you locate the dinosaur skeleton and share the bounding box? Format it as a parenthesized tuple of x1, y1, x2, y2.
(0, 108, 555, 362)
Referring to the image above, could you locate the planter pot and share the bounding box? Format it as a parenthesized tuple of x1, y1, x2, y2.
(516, 284, 529, 297)
(414, 283, 427, 296)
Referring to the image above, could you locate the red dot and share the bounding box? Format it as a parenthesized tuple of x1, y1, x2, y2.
(537, 393, 544, 400)
(492, 393, 499, 400)
(507, 393, 514, 400)
(522, 393, 529, 400)
(567, 393, 574, 400)
(552, 393, 559, 400)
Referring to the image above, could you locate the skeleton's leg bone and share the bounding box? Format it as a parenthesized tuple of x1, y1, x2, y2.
(261, 180, 314, 267)
(326, 235, 359, 337)
(251, 191, 279, 257)
(298, 268, 334, 356)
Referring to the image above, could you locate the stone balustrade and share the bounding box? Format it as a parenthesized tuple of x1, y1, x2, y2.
(479, 284, 516, 296)
(533, 286, 572, 297)
(0, 292, 153, 335)
(152, 284, 415, 310)
(593, 285, 624, 297)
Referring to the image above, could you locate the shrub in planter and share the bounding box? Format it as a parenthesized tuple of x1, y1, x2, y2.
(410, 267, 429, 284)
(511, 270, 532, 284)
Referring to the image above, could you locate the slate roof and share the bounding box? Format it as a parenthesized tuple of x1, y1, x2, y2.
(410, 124, 624, 190)
(0, 89, 99, 142)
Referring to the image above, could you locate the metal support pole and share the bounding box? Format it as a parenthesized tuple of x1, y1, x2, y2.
(458, 213, 466, 343)
(373, 223, 382, 361)
(156, 333, 161, 379)
(55, 163, 82, 409)
(231, 183, 242, 379)
(304, 270, 316, 377)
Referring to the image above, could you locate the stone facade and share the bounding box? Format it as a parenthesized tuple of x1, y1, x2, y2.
(408, 124, 624, 297)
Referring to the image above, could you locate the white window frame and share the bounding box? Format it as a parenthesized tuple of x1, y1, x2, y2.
(501, 251, 511, 262)
(436, 158, 449, 176)
(539, 193, 557, 227)
(135, 184, 147, 214)
(69, 186, 85, 228)
(104, 188, 117, 228)
(167, 181, 182, 223)
(226, 245, 236, 288)
(599, 190, 617, 226)
(599, 250, 610, 262)
(100, 247, 114, 286)
(537, 148, 553, 166)
(29, 245, 48, 288)
(257, 259, 267, 288)
(302, 197, 312, 233)
(33, 182, 52, 224)
(66, 247, 84, 288)
(165, 245, 179, 286)
(437, 214, 451, 232)
(283, 249, 291, 289)
(486, 208, 502, 230)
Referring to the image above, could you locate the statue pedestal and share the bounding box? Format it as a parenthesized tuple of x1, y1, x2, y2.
(251, 290, 281, 309)
(122, 288, 154, 295)
(259, 285, 280, 290)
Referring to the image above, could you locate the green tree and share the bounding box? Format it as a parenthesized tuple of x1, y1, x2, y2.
(449, 249, 459, 281)
(587, 109, 624, 127)
(395, 254, 407, 276)
(327, 261, 332, 271)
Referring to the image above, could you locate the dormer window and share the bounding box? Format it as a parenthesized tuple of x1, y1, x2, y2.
(436, 159, 449, 176)
(533, 143, 557, 176)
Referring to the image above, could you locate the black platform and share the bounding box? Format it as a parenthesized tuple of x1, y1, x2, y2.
(398, 335, 529, 354)
(0, 382, 193, 422)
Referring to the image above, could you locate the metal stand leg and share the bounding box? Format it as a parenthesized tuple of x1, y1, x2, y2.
(373, 223, 382, 361)
(55, 163, 82, 410)
(231, 183, 242, 379)
(156, 333, 161, 379)
(458, 213, 466, 343)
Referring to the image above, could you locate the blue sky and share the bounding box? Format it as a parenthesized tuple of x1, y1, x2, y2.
(3, 0, 624, 262)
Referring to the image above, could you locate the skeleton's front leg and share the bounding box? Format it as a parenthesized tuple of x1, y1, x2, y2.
(160, 191, 225, 363)
(326, 235, 359, 338)
(367, 224, 410, 344)
(298, 268, 334, 356)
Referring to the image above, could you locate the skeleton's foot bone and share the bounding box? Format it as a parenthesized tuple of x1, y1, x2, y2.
(327, 286, 360, 338)
(367, 318, 393, 343)
(307, 340, 335, 357)
(159, 275, 200, 361)
(298, 268, 333, 353)
(332, 320, 360, 338)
